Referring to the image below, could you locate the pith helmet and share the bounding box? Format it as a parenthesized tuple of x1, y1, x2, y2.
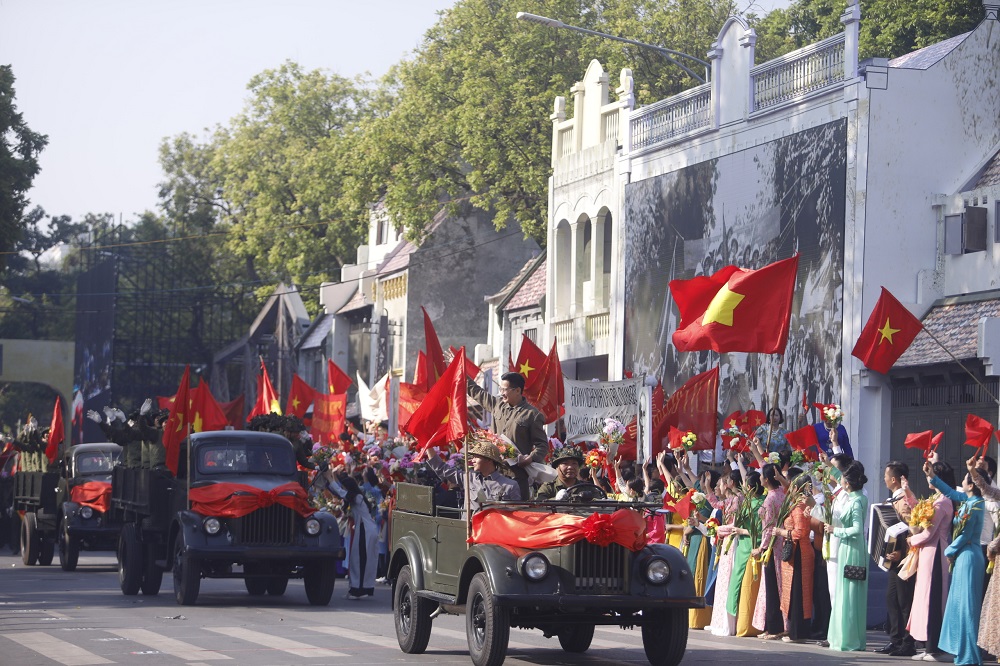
(551, 445, 585, 467)
(467, 440, 504, 465)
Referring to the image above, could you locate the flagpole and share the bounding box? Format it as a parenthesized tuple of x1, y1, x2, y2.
(762, 354, 785, 455)
(918, 327, 1000, 405)
(464, 432, 472, 547)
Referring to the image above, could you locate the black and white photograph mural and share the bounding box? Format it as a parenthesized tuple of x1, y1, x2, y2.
(623, 118, 848, 421)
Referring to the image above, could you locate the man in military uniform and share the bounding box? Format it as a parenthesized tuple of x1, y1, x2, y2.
(467, 372, 547, 499)
(424, 438, 520, 512)
(536, 445, 585, 500)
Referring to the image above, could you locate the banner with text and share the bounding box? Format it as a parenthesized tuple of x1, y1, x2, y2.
(564, 378, 642, 442)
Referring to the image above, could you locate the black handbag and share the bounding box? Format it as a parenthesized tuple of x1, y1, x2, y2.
(780, 539, 794, 562)
(843, 565, 867, 581)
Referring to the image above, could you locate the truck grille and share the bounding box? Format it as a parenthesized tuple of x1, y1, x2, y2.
(233, 505, 295, 546)
(572, 541, 628, 594)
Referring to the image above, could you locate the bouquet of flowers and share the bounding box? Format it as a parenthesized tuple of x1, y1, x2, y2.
(691, 491, 709, 512)
(546, 436, 565, 463)
(790, 450, 805, 466)
(599, 418, 626, 448)
(680, 431, 698, 450)
(732, 486, 763, 577)
(310, 444, 337, 470)
(821, 404, 844, 429)
(720, 419, 746, 450)
(705, 516, 720, 539)
(910, 497, 936, 532)
(584, 448, 607, 469)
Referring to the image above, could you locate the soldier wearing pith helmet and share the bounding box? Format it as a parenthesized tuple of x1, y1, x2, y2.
(536, 444, 585, 500)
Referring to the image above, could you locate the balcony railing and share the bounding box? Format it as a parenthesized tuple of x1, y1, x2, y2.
(601, 106, 620, 146)
(553, 320, 573, 345)
(751, 33, 846, 113)
(629, 83, 712, 152)
(586, 312, 610, 341)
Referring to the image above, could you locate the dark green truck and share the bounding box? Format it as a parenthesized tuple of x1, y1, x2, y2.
(388, 482, 703, 666)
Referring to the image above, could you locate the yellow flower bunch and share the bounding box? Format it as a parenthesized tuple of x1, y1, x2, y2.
(910, 497, 935, 530)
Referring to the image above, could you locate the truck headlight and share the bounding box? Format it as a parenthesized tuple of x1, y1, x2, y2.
(645, 557, 670, 585)
(80, 507, 94, 519)
(521, 553, 549, 581)
(305, 518, 321, 536)
(203, 517, 221, 535)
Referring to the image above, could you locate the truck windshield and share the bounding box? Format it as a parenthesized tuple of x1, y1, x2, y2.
(76, 452, 119, 474)
(197, 444, 296, 476)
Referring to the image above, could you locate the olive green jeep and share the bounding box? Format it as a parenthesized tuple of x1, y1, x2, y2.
(388, 482, 703, 666)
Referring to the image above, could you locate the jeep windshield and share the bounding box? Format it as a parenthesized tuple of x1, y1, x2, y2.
(196, 443, 296, 476)
(76, 451, 119, 475)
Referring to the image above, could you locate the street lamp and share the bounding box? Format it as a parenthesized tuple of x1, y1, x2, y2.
(516, 12, 710, 84)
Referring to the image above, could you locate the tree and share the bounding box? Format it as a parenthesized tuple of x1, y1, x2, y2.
(0, 65, 48, 271)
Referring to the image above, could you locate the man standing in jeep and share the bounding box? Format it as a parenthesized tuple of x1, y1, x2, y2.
(535, 445, 585, 500)
(424, 439, 520, 512)
(466, 372, 547, 499)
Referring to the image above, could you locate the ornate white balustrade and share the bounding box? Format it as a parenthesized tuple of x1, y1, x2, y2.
(750, 33, 846, 113)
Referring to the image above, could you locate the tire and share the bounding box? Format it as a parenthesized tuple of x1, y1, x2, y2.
(8, 512, 21, 555)
(59, 519, 80, 572)
(641, 608, 688, 666)
(172, 535, 200, 606)
(466, 572, 509, 666)
(20, 512, 40, 566)
(393, 564, 434, 654)
(557, 623, 595, 653)
(140, 542, 163, 596)
(243, 563, 267, 595)
(118, 524, 142, 595)
(38, 538, 55, 566)
(303, 561, 335, 606)
(266, 576, 289, 596)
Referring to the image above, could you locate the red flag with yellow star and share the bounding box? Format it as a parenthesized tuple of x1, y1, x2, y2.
(286, 373, 317, 419)
(163, 365, 192, 474)
(404, 347, 469, 454)
(851, 287, 922, 374)
(190, 381, 229, 433)
(249, 360, 281, 418)
(311, 393, 347, 445)
(398, 382, 427, 428)
(326, 360, 352, 395)
(513, 334, 547, 392)
(670, 254, 799, 354)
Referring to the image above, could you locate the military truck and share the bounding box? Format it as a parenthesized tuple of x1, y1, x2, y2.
(111, 430, 344, 606)
(14, 442, 122, 568)
(388, 482, 702, 666)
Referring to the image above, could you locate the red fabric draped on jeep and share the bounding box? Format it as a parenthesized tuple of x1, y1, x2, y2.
(187, 482, 314, 518)
(470, 509, 648, 551)
(70, 481, 112, 514)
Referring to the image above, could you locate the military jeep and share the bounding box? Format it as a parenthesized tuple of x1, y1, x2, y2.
(388, 482, 702, 666)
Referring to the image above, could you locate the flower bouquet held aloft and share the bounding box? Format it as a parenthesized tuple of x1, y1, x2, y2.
(584, 448, 607, 470)
(820, 404, 844, 430)
(759, 482, 807, 565)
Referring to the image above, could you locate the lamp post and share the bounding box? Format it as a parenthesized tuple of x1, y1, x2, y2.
(516, 11, 710, 84)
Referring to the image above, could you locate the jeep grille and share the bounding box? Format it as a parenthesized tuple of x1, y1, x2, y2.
(232, 505, 295, 546)
(572, 541, 628, 594)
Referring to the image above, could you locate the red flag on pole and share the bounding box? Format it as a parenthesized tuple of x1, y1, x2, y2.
(404, 347, 469, 454)
(398, 382, 427, 429)
(311, 393, 347, 445)
(851, 287, 923, 374)
(669, 255, 799, 354)
(449, 346, 482, 380)
(327, 360, 352, 395)
(524, 339, 564, 424)
(513, 334, 548, 392)
(286, 373, 317, 418)
(45, 395, 64, 464)
(965, 414, 994, 453)
(190, 381, 229, 433)
(163, 365, 192, 474)
(657, 367, 720, 453)
(421, 306, 448, 384)
(219, 394, 245, 428)
(414, 351, 431, 392)
(786, 425, 820, 452)
(249, 360, 281, 418)
(904, 430, 944, 458)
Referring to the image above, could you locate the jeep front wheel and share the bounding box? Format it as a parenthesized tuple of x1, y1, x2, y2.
(303, 561, 335, 606)
(641, 608, 688, 666)
(558, 623, 595, 652)
(58, 519, 79, 571)
(20, 512, 40, 565)
(172, 535, 200, 606)
(393, 564, 433, 653)
(466, 571, 509, 666)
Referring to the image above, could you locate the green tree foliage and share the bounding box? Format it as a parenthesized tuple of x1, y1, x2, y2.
(0, 66, 48, 272)
(753, 0, 985, 63)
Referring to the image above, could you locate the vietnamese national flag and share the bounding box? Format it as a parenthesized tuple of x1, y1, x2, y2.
(656, 367, 719, 453)
(326, 360, 352, 395)
(513, 334, 548, 392)
(851, 287, 923, 374)
(163, 365, 192, 475)
(449, 346, 482, 380)
(670, 254, 799, 354)
(421, 306, 448, 384)
(286, 373, 317, 418)
(663, 488, 696, 519)
(524, 339, 564, 424)
(398, 382, 427, 428)
(965, 414, 994, 451)
(190, 381, 229, 433)
(157, 395, 175, 411)
(249, 360, 281, 418)
(220, 394, 245, 428)
(786, 425, 820, 452)
(45, 395, 65, 464)
(311, 393, 347, 445)
(404, 347, 469, 454)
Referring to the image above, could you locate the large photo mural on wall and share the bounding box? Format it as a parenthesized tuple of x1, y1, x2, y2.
(623, 118, 848, 422)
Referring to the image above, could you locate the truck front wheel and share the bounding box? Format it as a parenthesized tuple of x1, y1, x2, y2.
(20, 512, 40, 565)
(641, 608, 688, 666)
(466, 572, 509, 666)
(393, 564, 433, 654)
(557, 623, 595, 652)
(59, 519, 79, 571)
(303, 561, 335, 606)
(118, 524, 142, 595)
(172, 536, 201, 605)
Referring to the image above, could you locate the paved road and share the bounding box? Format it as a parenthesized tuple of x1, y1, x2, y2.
(0, 549, 903, 666)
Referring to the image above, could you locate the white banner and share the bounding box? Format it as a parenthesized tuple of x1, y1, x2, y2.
(563, 378, 641, 441)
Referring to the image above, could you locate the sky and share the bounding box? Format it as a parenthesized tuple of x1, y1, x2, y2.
(0, 0, 791, 223)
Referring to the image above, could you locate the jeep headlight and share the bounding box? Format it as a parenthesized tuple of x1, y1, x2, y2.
(203, 517, 221, 535)
(521, 553, 549, 581)
(305, 518, 321, 536)
(80, 506, 94, 519)
(645, 557, 670, 585)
